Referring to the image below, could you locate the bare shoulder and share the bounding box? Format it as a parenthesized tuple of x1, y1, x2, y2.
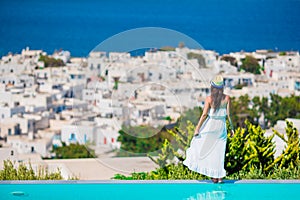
(206, 96, 212, 103)
(225, 95, 231, 102)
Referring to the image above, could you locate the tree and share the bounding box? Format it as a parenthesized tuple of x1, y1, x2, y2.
(38, 55, 65, 68)
(279, 51, 287, 56)
(117, 125, 171, 156)
(259, 97, 270, 128)
(250, 96, 261, 125)
(268, 94, 285, 126)
(241, 55, 261, 74)
(52, 142, 95, 159)
(177, 106, 202, 133)
(187, 52, 206, 67)
(159, 46, 175, 51)
(282, 95, 300, 119)
(231, 95, 253, 128)
(231, 94, 299, 129)
(221, 55, 237, 67)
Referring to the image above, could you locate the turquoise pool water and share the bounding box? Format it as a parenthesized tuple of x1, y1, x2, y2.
(0, 180, 300, 200)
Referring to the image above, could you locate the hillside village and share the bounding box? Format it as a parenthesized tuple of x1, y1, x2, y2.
(0, 47, 299, 179)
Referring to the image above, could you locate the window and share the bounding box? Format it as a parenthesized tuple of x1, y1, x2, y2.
(31, 146, 34, 152)
(11, 150, 14, 156)
(8, 128, 12, 135)
(69, 133, 76, 141)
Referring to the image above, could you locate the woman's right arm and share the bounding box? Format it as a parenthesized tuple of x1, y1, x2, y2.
(194, 96, 210, 135)
(226, 96, 234, 136)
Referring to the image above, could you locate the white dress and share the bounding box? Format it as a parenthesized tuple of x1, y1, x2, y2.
(183, 105, 227, 178)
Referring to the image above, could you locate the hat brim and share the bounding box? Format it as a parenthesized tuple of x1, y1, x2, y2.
(210, 81, 224, 89)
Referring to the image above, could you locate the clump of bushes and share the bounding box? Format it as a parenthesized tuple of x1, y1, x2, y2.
(51, 142, 95, 159)
(114, 120, 300, 180)
(0, 160, 63, 180)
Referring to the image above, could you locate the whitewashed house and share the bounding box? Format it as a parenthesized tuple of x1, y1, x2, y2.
(7, 135, 53, 157)
(0, 103, 25, 121)
(61, 121, 99, 145)
(223, 73, 255, 89)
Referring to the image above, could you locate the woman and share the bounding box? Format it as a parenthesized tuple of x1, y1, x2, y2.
(183, 75, 234, 183)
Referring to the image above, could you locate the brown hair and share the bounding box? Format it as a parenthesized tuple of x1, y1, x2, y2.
(211, 86, 224, 111)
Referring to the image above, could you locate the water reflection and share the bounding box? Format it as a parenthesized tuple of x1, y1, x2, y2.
(186, 190, 226, 200)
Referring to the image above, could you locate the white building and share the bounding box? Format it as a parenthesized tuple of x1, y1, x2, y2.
(52, 50, 71, 64)
(61, 121, 99, 145)
(223, 73, 255, 89)
(0, 103, 25, 121)
(7, 135, 53, 158)
(0, 121, 21, 138)
(87, 51, 106, 76)
(0, 147, 18, 162)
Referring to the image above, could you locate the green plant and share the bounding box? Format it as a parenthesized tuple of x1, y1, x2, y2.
(268, 165, 300, 179)
(267, 120, 300, 170)
(38, 55, 65, 68)
(227, 164, 300, 180)
(241, 55, 261, 74)
(114, 119, 300, 180)
(113, 163, 205, 180)
(148, 121, 194, 168)
(0, 160, 63, 180)
(159, 46, 176, 51)
(243, 121, 275, 172)
(52, 142, 95, 159)
(225, 127, 247, 175)
(220, 55, 237, 66)
(279, 51, 287, 56)
(187, 52, 206, 67)
(117, 125, 170, 156)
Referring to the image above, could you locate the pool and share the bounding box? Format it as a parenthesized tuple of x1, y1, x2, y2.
(1, 180, 300, 200)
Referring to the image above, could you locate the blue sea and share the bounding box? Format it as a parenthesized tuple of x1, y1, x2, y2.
(0, 0, 300, 57)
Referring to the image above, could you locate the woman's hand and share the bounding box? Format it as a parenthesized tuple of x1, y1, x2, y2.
(194, 129, 199, 136)
(230, 130, 234, 137)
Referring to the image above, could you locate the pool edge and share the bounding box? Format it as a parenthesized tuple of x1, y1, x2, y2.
(1, 179, 300, 184)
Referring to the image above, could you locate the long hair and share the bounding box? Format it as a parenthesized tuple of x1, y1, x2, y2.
(211, 86, 224, 111)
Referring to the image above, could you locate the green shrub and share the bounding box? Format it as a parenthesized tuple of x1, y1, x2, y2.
(267, 120, 300, 170)
(187, 52, 206, 67)
(241, 55, 261, 74)
(114, 120, 300, 180)
(38, 55, 65, 68)
(52, 142, 95, 159)
(117, 125, 170, 156)
(113, 163, 205, 180)
(0, 160, 63, 180)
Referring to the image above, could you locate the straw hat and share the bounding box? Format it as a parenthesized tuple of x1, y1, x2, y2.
(210, 75, 224, 88)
